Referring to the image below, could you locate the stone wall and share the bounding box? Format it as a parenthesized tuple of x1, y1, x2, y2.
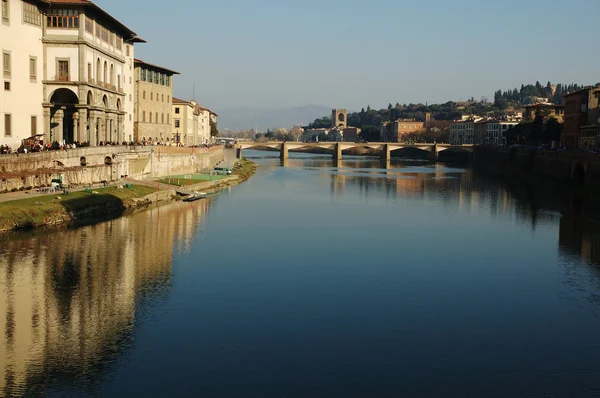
(474, 146, 600, 185)
(0, 145, 224, 192)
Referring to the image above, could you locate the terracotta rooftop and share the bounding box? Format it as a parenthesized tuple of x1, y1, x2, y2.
(172, 98, 193, 105)
(134, 59, 180, 75)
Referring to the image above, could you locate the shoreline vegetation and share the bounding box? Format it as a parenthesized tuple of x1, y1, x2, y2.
(0, 159, 258, 233)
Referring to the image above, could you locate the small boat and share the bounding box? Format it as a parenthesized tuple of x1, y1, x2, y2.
(183, 191, 209, 202)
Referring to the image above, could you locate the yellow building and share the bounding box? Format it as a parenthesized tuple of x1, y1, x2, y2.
(133, 59, 179, 144)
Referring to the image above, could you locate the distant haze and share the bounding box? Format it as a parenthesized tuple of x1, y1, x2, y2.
(217, 105, 331, 131)
(100, 0, 600, 111)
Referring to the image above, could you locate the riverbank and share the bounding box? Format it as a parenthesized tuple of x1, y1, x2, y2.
(0, 158, 258, 232)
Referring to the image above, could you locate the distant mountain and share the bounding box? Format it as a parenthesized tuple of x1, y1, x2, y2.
(216, 105, 331, 131)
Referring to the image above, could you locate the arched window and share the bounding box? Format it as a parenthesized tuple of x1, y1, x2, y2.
(149, 113, 152, 123)
(162, 94, 164, 102)
(143, 91, 146, 99)
(151, 92, 153, 100)
(155, 112, 158, 123)
(167, 95, 170, 103)
(110, 64, 114, 86)
(103, 61, 107, 84)
(167, 114, 169, 124)
(96, 58, 100, 83)
(161, 113, 164, 124)
(142, 111, 145, 122)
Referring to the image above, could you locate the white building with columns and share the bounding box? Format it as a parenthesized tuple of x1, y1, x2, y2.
(1, 0, 143, 148)
(1, 0, 45, 148)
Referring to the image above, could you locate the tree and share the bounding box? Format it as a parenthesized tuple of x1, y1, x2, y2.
(545, 117, 563, 143)
(288, 126, 303, 142)
(264, 131, 275, 140)
(254, 132, 264, 140)
(210, 119, 219, 137)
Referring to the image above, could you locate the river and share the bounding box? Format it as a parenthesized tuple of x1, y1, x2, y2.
(2, 151, 600, 397)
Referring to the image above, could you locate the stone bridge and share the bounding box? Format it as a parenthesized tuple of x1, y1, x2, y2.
(236, 142, 475, 161)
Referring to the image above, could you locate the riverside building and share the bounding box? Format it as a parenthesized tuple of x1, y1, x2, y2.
(0, 0, 144, 148)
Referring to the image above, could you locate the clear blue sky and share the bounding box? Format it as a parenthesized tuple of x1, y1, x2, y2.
(101, 0, 599, 111)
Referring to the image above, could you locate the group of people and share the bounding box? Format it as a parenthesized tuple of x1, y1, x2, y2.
(1, 140, 221, 155)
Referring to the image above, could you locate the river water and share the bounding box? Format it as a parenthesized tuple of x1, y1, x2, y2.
(2, 151, 600, 397)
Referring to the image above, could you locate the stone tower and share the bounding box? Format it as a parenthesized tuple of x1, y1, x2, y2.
(332, 109, 348, 129)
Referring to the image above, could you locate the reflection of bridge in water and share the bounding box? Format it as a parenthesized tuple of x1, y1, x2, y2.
(237, 142, 475, 161)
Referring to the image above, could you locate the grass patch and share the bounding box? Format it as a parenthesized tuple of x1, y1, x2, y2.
(233, 158, 258, 181)
(159, 174, 228, 186)
(0, 185, 157, 231)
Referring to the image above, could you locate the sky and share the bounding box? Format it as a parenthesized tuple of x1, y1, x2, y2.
(101, 0, 600, 112)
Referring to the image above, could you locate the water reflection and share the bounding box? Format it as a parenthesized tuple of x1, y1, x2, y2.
(3, 152, 600, 396)
(0, 200, 210, 397)
(263, 152, 600, 266)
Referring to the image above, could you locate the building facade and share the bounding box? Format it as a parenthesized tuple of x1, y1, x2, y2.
(1, 0, 44, 148)
(172, 98, 195, 145)
(0, 0, 143, 148)
(381, 119, 424, 142)
(523, 103, 565, 123)
(133, 59, 178, 144)
(449, 119, 479, 145)
(332, 109, 347, 129)
(562, 87, 600, 150)
(485, 120, 518, 146)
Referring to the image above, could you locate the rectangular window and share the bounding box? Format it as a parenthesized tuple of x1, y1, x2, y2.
(175, 107, 180, 114)
(47, 9, 79, 28)
(2, 51, 9, 78)
(3, 81, 9, 91)
(160, 73, 164, 85)
(116, 35, 122, 50)
(23, 2, 40, 25)
(87, 62, 92, 82)
(126, 45, 130, 57)
(58, 60, 69, 81)
(154, 72, 158, 84)
(85, 17, 92, 33)
(29, 57, 36, 81)
(95, 23, 100, 38)
(31, 115, 37, 135)
(4, 114, 11, 136)
(174, 119, 180, 128)
(2, 0, 8, 22)
(140, 68, 146, 81)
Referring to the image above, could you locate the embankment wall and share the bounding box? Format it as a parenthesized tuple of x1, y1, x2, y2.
(474, 146, 600, 186)
(0, 146, 224, 192)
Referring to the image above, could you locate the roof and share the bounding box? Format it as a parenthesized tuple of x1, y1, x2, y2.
(563, 86, 600, 98)
(44, 0, 139, 39)
(134, 59, 180, 75)
(172, 98, 198, 108)
(524, 103, 565, 108)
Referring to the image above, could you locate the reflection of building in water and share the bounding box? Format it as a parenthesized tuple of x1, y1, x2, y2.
(0, 200, 210, 396)
(559, 217, 600, 264)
